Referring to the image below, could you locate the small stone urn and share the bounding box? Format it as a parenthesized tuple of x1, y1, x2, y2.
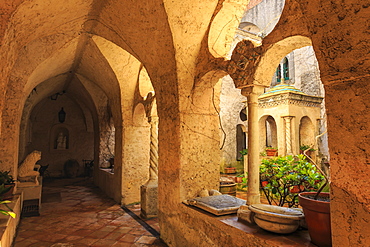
(248, 204, 305, 234)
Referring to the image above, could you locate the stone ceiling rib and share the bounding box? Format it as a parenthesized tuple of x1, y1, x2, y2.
(64, 0, 109, 91)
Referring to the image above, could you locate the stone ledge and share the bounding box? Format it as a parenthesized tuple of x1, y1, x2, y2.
(0, 193, 22, 247)
(174, 204, 316, 247)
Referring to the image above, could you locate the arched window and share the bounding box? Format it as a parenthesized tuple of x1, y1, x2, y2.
(283, 57, 290, 80)
(236, 124, 246, 160)
(276, 64, 282, 83)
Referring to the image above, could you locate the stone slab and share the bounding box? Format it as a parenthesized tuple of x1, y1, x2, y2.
(188, 194, 246, 216)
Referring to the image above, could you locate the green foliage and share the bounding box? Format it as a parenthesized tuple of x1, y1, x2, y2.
(0, 171, 16, 218)
(0, 200, 15, 218)
(299, 144, 316, 151)
(260, 154, 324, 208)
(265, 147, 277, 150)
(0, 171, 14, 185)
(236, 176, 248, 191)
(0, 184, 12, 196)
(238, 149, 248, 161)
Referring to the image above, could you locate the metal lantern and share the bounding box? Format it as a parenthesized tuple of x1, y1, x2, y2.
(58, 107, 66, 123)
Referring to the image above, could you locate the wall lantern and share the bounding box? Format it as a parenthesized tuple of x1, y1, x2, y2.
(58, 108, 66, 123)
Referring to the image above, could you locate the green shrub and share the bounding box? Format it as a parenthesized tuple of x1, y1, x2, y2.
(260, 154, 324, 208)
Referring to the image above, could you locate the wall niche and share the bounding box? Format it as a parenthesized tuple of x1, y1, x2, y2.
(52, 126, 69, 150)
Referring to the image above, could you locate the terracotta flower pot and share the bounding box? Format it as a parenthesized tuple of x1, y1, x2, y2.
(290, 185, 304, 193)
(266, 149, 278, 156)
(261, 180, 269, 187)
(235, 176, 243, 183)
(224, 167, 236, 174)
(298, 192, 331, 247)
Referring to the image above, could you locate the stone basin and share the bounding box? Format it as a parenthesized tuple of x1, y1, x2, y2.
(249, 204, 305, 234)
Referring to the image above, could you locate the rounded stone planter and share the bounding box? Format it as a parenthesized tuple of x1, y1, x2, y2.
(248, 204, 304, 234)
(298, 192, 331, 247)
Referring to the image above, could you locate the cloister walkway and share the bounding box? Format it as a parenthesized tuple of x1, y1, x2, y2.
(13, 177, 166, 247)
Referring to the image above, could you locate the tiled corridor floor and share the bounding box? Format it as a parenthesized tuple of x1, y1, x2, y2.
(13, 178, 167, 247)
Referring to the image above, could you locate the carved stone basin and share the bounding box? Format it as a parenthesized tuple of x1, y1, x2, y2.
(248, 204, 305, 234)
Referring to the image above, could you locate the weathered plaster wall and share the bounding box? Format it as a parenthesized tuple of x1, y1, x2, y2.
(325, 78, 370, 246)
(0, 0, 369, 246)
(294, 1, 370, 244)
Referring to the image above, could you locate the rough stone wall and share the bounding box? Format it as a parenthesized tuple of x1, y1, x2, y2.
(325, 78, 370, 246)
(0, 0, 369, 246)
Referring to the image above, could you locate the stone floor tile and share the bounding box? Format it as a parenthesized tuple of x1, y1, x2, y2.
(90, 238, 118, 246)
(13, 178, 165, 247)
(28, 241, 55, 247)
(131, 228, 152, 236)
(75, 237, 99, 246)
(100, 225, 118, 232)
(136, 235, 157, 244)
(86, 229, 111, 239)
(62, 235, 85, 242)
(33, 233, 68, 242)
(119, 233, 139, 243)
(103, 230, 126, 241)
(115, 226, 133, 234)
(13, 239, 38, 247)
(70, 229, 95, 237)
(112, 241, 133, 247)
(16, 229, 40, 238)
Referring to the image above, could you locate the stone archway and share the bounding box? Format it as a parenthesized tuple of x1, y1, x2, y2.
(299, 116, 315, 148)
(259, 115, 278, 152)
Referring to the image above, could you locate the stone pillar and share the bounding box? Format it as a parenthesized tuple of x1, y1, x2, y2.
(140, 116, 159, 219)
(243, 86, 264, 205)
(283, 116, 294, 155)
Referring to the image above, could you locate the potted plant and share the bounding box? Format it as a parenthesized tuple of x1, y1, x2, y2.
(235, 173, 244, 183)
(260, 155, 324, 208)
(298, 133, 331, 247)
(0, 171, 15, 200)
(265, 147, 278, 156)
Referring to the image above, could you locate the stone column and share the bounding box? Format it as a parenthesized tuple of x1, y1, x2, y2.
(284, 116, 293, 155)
(140, 116, 159, 219)
(242, 85, 264, 205)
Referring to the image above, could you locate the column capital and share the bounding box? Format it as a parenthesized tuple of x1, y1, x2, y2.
(241, 85, 266, 97)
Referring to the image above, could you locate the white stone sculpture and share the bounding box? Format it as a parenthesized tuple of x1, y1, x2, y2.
(57, 132, 66, 149)
(18, 150, 41, 185)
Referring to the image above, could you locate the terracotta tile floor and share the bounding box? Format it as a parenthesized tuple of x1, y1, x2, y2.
(13, 178, 167, 247)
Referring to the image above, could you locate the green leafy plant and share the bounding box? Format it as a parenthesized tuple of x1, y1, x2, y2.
(265, 146, 277, 150)
(0, 171, 15, 185)
(0, 200, 16, 218)
(260, 154, 324, 208)
(238, 149, 248, 161)
(300, 144, 316, 151)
